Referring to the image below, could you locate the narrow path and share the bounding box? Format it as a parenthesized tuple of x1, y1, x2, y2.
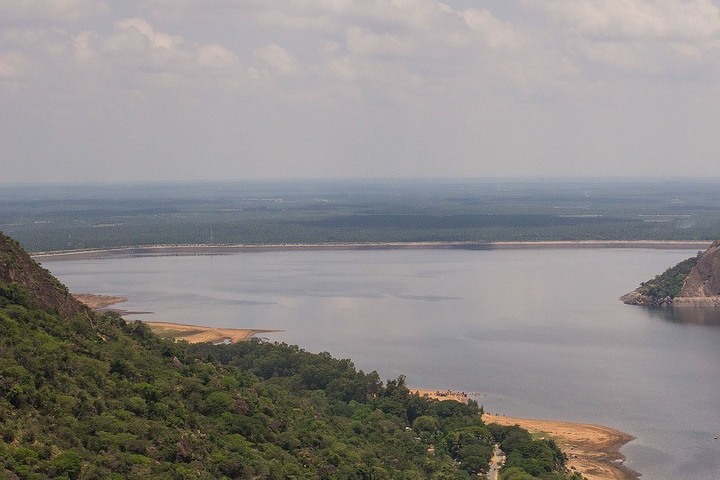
(487, 444, 504, 480)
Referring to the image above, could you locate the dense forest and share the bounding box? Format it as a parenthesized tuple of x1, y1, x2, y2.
(2, 180, 720, 252)
(0, 232, 582, 479)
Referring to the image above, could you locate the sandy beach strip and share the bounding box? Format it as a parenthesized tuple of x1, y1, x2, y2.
(73, 293, 280, 343)
(34, 239, 712, 260)
(143, 321, 281, 344)
(483, 414, 639, 480)
(412, 388, 472, 404)
(73, 293, 129, 310)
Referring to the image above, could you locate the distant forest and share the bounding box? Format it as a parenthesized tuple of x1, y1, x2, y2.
(2, 180, 720, 252)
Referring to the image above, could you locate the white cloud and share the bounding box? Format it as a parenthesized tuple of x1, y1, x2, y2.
(539, 0, 720, 40)
(0, 16, 243, 98)
(0, 27, 77, 82)
(0, 52, 30, 79)
(254, 44, 299, 76)
(72, 31, 97, 63)
(345, 27, 415, 56)
(530, 0, 720, 78)
(1, 0, 109, 23)
(197, 44, 239, 70)
(462, 8, 526, 50)
(103, 18, 182, 56)
(97, 18, 241, 85)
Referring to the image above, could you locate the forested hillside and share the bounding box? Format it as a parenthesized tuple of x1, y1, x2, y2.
(636, 254, 699, 299)
(0, 232, 580, 479)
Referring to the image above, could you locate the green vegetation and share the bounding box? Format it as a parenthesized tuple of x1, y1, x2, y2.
(487, 425, 581, 480)
(637, 254, 699, 299)
(2, 180, 719, 252)
(0, 233, 580, 479)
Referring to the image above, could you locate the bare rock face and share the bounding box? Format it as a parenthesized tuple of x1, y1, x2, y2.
(0, 231, 89, 320)
(679, 240, 720, 298)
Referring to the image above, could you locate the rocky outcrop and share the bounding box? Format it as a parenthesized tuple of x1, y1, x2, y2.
(619, 290, 674, 307)
(622, 239, 720, 307)
(0, 231, 89, 320)
(679, 240, 720, 297)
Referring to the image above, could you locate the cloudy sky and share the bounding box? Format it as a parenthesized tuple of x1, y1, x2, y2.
(2, 0, 720, 183)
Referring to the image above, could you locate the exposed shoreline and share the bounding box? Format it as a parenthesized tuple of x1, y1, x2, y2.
(483, 414, 639, 480)
(412, 388, 471, 404)
(73, 293, 128, 310)
(413, 390, 640, 479)
(76, 293, 641, 477)
(144, 321, 282, 344)
(34, 239, 711, 260)
(73, 294, 281, 343)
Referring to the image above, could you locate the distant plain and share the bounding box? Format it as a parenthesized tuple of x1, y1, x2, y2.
(3, 179, 720, 253)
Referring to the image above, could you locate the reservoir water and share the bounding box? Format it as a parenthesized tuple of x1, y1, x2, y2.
(43, 248, 720, 479)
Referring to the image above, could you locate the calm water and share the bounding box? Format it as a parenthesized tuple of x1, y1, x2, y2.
(43, 249, 720, 479)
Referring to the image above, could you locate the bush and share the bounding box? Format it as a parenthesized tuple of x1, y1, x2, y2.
(49, 450, 82, 479)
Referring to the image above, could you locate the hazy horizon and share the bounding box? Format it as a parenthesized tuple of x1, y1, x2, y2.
(3, 1, 720, 184)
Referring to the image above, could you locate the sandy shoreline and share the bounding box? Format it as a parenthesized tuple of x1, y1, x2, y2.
(34, 239, 711, 260)
(412, 388, 472, 403)
(412, 389, 639, 479)
(483, 414, 639, 480)
(73, 293, 129, 310)
(143, 321, 281, 344)
(73, 294, 279, 343)
(75, 292, 640, 477)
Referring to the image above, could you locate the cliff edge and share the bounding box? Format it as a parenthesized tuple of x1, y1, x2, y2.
(679, 240, 720, 297)
(622, 240, 720, 307)
(0, 231, 89, 320)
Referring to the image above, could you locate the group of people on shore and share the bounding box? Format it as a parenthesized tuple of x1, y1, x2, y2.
(414, 389, 472, 404)
(431, 390, 469, 399)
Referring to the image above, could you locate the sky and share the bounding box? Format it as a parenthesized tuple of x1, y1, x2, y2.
(2, 0, 720, 183)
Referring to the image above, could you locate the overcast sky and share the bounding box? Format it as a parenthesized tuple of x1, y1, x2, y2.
(2, 0, 720, 183)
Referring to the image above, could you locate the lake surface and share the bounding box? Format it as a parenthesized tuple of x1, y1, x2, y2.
(43, 248, 720, 479)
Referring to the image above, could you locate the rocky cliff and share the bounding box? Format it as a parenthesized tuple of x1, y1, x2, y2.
(679, 240, 720, 297)
(622, 240, 720, 307)
(0, 231, 89, 320)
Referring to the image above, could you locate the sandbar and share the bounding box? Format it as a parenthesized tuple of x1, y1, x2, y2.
(483, 414, 639, 480)
(73, 293, 280, 343)
(143, 321, 281, 344)
(73, 293, 128, 310)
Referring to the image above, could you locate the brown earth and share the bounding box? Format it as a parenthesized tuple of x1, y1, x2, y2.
(483, 414, 639, 480)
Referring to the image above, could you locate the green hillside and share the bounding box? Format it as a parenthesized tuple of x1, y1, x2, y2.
(0, 231, 580, 479)
(637, 254, 699, 299)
